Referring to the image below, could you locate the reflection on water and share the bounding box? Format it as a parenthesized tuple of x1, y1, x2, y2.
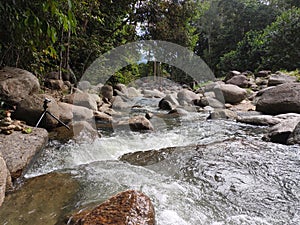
(1, 110, 299, 225)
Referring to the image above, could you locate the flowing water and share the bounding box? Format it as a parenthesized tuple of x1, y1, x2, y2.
(0, 99, 299, 225)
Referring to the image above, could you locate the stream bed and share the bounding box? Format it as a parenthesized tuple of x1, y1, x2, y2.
(0, 108, 299, 225)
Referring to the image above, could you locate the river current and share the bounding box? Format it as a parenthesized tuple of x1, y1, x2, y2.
(1, 98, 299, 225)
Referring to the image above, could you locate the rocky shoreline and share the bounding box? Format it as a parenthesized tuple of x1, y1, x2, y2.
(0, 67, 299, 223)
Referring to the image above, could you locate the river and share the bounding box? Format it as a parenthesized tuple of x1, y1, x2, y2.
(0, 98, 299, 225)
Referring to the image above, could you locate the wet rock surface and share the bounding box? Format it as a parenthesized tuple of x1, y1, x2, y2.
(0, 173, 79, 225)
(0, 127, 48, 179)
(68, 190, 155, 225)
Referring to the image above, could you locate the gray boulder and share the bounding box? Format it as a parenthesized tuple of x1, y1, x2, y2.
(224, 70, 241, 82)
(58, 102, 94, 122)
(50, 121, 100, 143)
(256, 70, 271, 78)
(237, 115, 281, 126)
(256, 83, 300, 114)
(0, 127, 48, 179)
(127, 87, 142, 98)
(287, 121, 300, 145)
(226, 74, 249, 88)
(268, 72, 297, 86)
(158, 99, 173, 110)
(208, 109, 237, 120)
(0, 154, 8, 207)
(216, 84, 247, 104)
(14, 94, 61, 128)
(101, 85, 114, 101)
(64, 92, 100, 111)
(44, 79, 65, 91)
(0, 67, 40, 104)
(114, 116, 154, 132)
(177, 89, 200, 105)
(263, 117, 300, 144)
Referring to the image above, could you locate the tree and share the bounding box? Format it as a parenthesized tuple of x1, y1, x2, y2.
(0, 0, 76, 77)
(219, 7, 300, 73)
(135, 0, 202, 82)
(195, 0, 280, 75)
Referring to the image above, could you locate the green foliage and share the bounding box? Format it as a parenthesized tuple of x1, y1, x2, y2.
(262, 7, 300, 71)
(195, 0, 280, 75)
(218, 7, 300, 73)
(0, 0, 77, 76)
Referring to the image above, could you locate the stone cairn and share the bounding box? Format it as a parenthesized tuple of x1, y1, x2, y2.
(0, 111, 27, 135)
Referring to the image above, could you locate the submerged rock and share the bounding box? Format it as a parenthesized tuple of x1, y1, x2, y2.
(69, 190, 155, 225)
(0, 173, 79, 225)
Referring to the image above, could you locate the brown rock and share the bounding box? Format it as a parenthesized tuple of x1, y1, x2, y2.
(0, 67, 40, 105)
(0, 127, 48, 180)
(114, 116, 154, 132)
(101, 85, 114, 101)
(69, 190, 155, 225)
(44, 79, 65, 90)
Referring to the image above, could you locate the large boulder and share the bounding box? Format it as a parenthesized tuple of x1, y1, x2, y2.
(226, 74, 249, 88)
(50, 121, 100, 143)
(263, 117, 300, 144)
(0, 154, 8, 207)
(287, 121, 300, 145)
(100, 85, 114, 101)
(14, 94, 62, 128)
(268, 72, 297, 86)
(64, 92, 98, 111)
(158, 99, 173, 110)
(177, 89, 200, 105)
(0, 127, 48, 179)
(114, 116, 154, 132)
(69, 190, 155, 225)
(237, 114, 281, 126)
(0, 67, 40, 104)
(0, 173, 79, 225)
(223, 70, 241, 82)
(256, 83, 300, 115)
(58, 102, 94, 122)
(216, 84, 247, 104)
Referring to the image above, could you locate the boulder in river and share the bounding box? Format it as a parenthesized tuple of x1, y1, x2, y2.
(50, 121, 100, 143)
(268, 72, 297, 86)
(177, 89, 200, 106)
(0, 173, 79, 225)
(226, 74, 250, 88)
(0, 127, 48, 180)
(0, 153, 9, 207)
(69, 190, 155, 225)
(216, 84, 247, 104)
(114, 116, 154, 132)
(263, 117, 300, 144)
(255, 83, 300, 115)
(0, 67, 40, 105)
(287, 121, 300, 145)
(237, 114, 281, 126)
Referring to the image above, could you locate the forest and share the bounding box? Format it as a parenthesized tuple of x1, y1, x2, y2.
(0, 0, 299, 84)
